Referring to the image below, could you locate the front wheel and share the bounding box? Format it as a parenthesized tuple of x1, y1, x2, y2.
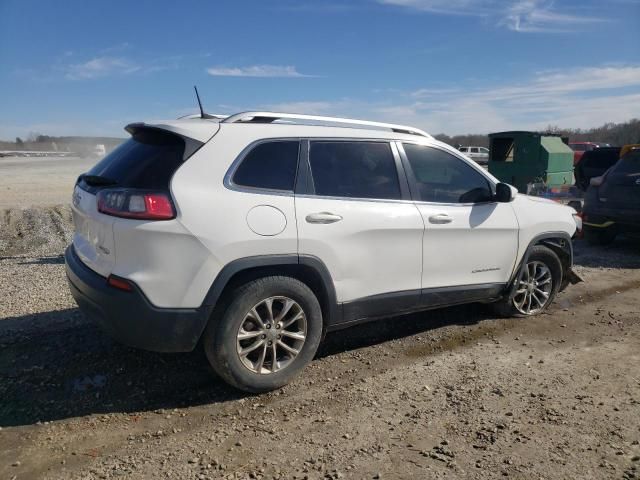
(491, 245, 562, 317)
(203, 276, 323, 393)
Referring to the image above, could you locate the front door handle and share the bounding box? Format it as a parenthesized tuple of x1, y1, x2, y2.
(428, 213, 453, 224)
(305, 212, 343, 224)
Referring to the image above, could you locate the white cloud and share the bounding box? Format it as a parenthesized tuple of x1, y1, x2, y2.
(64, 56, 140, 80)
(382, 65, 640, 133)
(240, 64, 640, 135)
(206, 65, 313, 78)
(378, 0, 605, 32)
(262, 100, 352, 114)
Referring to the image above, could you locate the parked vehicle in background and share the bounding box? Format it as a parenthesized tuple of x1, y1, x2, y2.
(582, 147, 640, 245)
(458, 146, 489, 165)
(91, 144, 106, 158)
(574, 146, 621, 191)
(620, 143, 640, 158)
(65, 111, 582, 392)
(569, 142, 600, 165)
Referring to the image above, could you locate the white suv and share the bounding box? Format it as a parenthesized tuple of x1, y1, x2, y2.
(65, 111, 582, 392)
(458, 146, 490, 165)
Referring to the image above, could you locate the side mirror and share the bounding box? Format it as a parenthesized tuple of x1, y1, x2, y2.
(495, 183, 516, 202)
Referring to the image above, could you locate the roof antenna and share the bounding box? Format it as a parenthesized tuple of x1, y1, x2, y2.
(194, 85, 207, 118)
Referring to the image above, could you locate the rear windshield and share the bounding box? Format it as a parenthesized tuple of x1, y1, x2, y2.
(583, 148, 620, 168)
(612, 149, 640, 175)
(82, 129, 187, 190)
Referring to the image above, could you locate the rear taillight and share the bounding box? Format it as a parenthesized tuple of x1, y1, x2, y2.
(97, 189, 175, 220)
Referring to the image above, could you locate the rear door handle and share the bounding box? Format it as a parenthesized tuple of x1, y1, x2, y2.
(428, 213, 453, 224)
(305, 212, 343, 224)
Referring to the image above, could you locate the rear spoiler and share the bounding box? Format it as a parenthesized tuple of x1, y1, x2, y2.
(125, 121, 220, 159)
(125, 120, 219, 144)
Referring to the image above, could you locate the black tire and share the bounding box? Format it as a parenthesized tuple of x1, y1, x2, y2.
(584, 225, 617, 246)
(491, 245, 562, 318)
(203, 276, 323, 393)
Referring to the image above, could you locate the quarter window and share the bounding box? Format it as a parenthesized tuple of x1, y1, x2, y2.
(403, 144, 493, 203)
(232, 141, 299, 191)
(309, 141, 401, 200)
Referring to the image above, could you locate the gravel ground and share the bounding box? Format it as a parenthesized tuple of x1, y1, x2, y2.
(1, 207, 639, 480)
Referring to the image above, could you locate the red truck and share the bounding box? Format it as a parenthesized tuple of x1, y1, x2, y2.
(568, 142, 603, 165)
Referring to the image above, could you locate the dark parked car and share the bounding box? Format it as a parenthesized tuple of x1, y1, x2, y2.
(582, 148, 640, 245)
(574, 146, 620, 191)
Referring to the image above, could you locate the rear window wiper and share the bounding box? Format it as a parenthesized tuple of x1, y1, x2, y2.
(79, 174, 118, 186)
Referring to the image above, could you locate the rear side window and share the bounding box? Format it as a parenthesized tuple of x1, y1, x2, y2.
(233, 141, 300, 191)
(86, 129, 187, 189)
(309, 141, 401, 200)
(403, 144, 493, 203)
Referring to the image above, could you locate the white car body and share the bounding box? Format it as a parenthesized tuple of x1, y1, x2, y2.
(66, 111, 579, 357)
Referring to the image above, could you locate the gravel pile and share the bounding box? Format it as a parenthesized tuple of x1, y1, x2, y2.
(0, 205, 73, 257)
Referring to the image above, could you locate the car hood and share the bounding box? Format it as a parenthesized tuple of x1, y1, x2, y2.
(516, 193, 576, 212)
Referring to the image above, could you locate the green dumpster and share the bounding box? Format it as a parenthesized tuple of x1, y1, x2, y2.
(488, 131, 574, 193)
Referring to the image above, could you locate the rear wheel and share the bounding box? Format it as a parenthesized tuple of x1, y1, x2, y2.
(584, 225, 617, 246)
(491, 245, 562, 317)
(203, 276, 322, 393)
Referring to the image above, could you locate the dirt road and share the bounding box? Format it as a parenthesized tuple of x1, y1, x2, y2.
(0, 209, 639, 480)
(0, 156, 96, 208)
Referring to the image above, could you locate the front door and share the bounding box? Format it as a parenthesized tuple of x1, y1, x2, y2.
(295, 140, 424, 321)
(399, 142, 519, 294)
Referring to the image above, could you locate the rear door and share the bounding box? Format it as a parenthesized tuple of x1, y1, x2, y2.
(295, 139, 424, 314)
(399, 142, 519, 291)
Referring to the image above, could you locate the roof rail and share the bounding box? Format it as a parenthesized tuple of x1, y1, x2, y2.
(221, 111, 432, 138)
(177, 113, 228, 120)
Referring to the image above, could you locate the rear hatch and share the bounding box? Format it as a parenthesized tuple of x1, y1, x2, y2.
(599, 149, 640, 209)
(72, 127, 198, 276)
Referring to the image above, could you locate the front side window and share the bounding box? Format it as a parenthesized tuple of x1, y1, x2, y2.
(308, 141, 401, 200)
(403, 144, 493, 203)
(232, 140, 300, 191)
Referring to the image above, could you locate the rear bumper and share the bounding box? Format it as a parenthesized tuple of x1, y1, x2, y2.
(65, 245, 209, 352)
(582, 206, 640, 231)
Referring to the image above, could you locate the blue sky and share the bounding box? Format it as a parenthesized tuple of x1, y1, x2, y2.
(1, 0, 639, 139)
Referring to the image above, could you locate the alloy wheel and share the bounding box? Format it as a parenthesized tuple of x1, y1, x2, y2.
(512, 260, 553, 315)
(236, 296, 307, 374)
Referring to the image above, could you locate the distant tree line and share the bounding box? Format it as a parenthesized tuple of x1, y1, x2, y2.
(0, 133, 124, 155)
(435, 118, 640, 148)
(3, 118, 639, 153)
